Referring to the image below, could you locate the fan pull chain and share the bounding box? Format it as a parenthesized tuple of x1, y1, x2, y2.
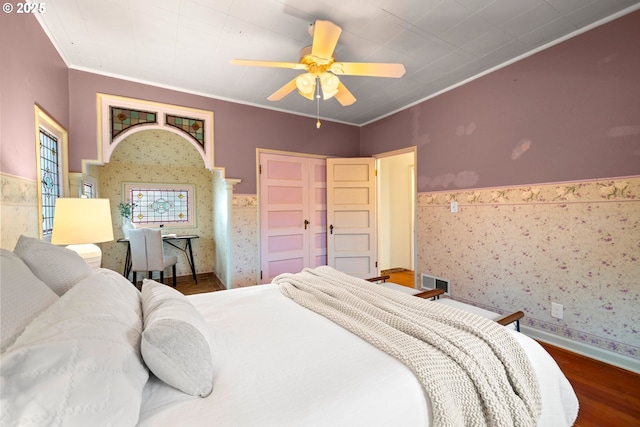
(315, 76, 321, 128)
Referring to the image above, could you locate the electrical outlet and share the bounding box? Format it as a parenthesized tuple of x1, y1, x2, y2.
(551, 302, 564, 319)
(450, 201, 458, 213)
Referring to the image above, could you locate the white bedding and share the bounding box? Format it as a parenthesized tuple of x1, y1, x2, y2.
(138, 284, 578, 427)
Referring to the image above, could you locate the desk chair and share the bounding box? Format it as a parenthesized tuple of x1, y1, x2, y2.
(129, 229, 177, 287)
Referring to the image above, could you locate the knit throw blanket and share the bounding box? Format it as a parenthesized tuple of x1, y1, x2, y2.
(275, 266, 542, 427)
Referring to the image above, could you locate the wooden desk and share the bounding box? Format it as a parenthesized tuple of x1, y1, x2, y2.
(118, 234, 199, 283)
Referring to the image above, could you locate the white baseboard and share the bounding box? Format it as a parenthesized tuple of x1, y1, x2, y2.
(521, 326, 640, 374)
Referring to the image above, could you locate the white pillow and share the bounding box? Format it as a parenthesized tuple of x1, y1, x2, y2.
(0, 249, 58, 352)
(1, 269, 148, 426)
(141, 279, 214, 397)
(14, 234, 94, 295)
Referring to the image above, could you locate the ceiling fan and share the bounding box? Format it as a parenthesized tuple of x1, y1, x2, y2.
(231, 20, 406, 107)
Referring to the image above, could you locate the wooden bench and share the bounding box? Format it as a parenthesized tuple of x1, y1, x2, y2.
(366, 276, 523, 331)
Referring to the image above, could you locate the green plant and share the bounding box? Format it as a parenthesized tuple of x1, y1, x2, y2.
(118, 201, 136, 219)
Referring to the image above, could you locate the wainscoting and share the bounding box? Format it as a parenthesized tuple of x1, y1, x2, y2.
(416, 176, 640, 369)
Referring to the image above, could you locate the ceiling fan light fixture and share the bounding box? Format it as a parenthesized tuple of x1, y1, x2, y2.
(232, 20, 404, 109)
(296, 73, 315, 96)
(320, 72, 339, 100)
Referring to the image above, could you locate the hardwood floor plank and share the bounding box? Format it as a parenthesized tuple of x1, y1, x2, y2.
(540, 342, 640, 427)
(384, 269, 416, 288)
(138, 272, 225, 295)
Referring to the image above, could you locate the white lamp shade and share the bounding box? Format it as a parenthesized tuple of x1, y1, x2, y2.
(51, 198, 114, 245)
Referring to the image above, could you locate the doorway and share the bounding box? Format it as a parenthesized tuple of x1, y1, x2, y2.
(257, 148, 416, 283)
(375, 148, 416, 282)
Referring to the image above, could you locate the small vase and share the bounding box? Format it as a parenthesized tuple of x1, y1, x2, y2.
(122, 218, 136, 239)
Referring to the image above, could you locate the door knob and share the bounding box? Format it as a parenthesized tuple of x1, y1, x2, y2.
(304, 219, 310, 229)
(329, 224, 334, 234)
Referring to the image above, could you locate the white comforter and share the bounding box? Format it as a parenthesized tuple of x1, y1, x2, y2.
(138, 284, 578, 426)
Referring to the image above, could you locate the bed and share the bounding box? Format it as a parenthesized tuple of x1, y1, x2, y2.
(1, 236, 579, 427)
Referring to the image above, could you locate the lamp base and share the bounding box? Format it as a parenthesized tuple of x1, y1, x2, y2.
(66, 243, 102, 270)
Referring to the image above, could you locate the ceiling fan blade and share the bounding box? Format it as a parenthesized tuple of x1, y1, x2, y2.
(334, 83, 356, 106)
(331, 62, 406, 78)
(267, 77, 299, 101)
(311, 20, 342, 60)
(231, 59, 306, 70)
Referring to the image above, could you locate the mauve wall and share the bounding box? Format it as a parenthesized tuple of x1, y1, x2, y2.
(360, 10, 640, 191)
(0, 13, 69, 180)
(68, 71, 360, 194)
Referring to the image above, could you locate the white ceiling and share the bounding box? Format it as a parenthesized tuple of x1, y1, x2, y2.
(36, 0, 640, 126)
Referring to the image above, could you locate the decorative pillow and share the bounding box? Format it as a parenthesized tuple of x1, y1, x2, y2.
(1, 269, 148, 426)
(0, 249, 58, 352)
(141, 279, 214, 397)
(14, 234, 94, 296)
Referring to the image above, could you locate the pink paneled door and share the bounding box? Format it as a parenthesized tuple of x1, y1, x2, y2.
(259, 153, 327, 283)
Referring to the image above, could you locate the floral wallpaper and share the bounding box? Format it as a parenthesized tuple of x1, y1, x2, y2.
(212, 169, 231, 288)
(231, 194, 259, 287)
(0, 173, 38, 248)
(417, 177, 640, 360)
(97, 130, 214, 280)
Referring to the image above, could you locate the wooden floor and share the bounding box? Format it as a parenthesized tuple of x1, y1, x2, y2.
(383, 268, 417, 288)
(142, 272, 225, 295)
(174, 272, 225, 295)
(173, 270, 640, 426)
(540, 342, 640, 427)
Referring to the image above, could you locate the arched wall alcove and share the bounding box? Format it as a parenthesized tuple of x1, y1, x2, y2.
(89, 93, 242, 289)
(97, 129, 215, 282)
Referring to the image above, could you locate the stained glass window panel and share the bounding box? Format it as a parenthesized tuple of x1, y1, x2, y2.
(124, 183, 195, 227)
(110, 107, 157, 141)
(39, 129, 60, 236)
(165, 114, 205, 148)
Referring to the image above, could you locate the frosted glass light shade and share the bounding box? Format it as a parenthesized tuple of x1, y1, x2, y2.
(320, 72, 339, 99)
(296, 73, 316, 99)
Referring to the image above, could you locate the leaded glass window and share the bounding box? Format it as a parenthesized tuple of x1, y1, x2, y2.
(165, 114, 205, 148)
(110, 106, 157, 141)
(123, 183, 195, 227)
(39, 128, 60, 236)
(83, 181, 95, 198)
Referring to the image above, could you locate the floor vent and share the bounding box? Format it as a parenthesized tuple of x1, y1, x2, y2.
(420, 273, 450, 295)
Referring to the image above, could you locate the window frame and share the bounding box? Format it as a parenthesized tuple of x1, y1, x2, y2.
(35, 106, 69, 240)
(82, 174, 98, 198)
(123, 182, 196, 228)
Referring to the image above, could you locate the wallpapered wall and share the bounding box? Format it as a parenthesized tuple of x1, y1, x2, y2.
(0, 174, 38, 248)
(211, 170, 230, 288)
(417, 176, 640, 360)
(231, 194, 259, 287)
(98, 130, 214, 279)
(227, 176, 639, 360)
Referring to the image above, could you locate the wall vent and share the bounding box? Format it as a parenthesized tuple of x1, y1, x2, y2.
(420, 273, 450, 295)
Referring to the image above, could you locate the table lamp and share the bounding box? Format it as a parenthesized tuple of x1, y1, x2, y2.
(51, 198, 114, 269)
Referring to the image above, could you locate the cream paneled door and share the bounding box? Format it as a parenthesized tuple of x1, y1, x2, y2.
(327, 158, 377, 279)
(309, 158, 328, 267)
(259, 153, 327, 283)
